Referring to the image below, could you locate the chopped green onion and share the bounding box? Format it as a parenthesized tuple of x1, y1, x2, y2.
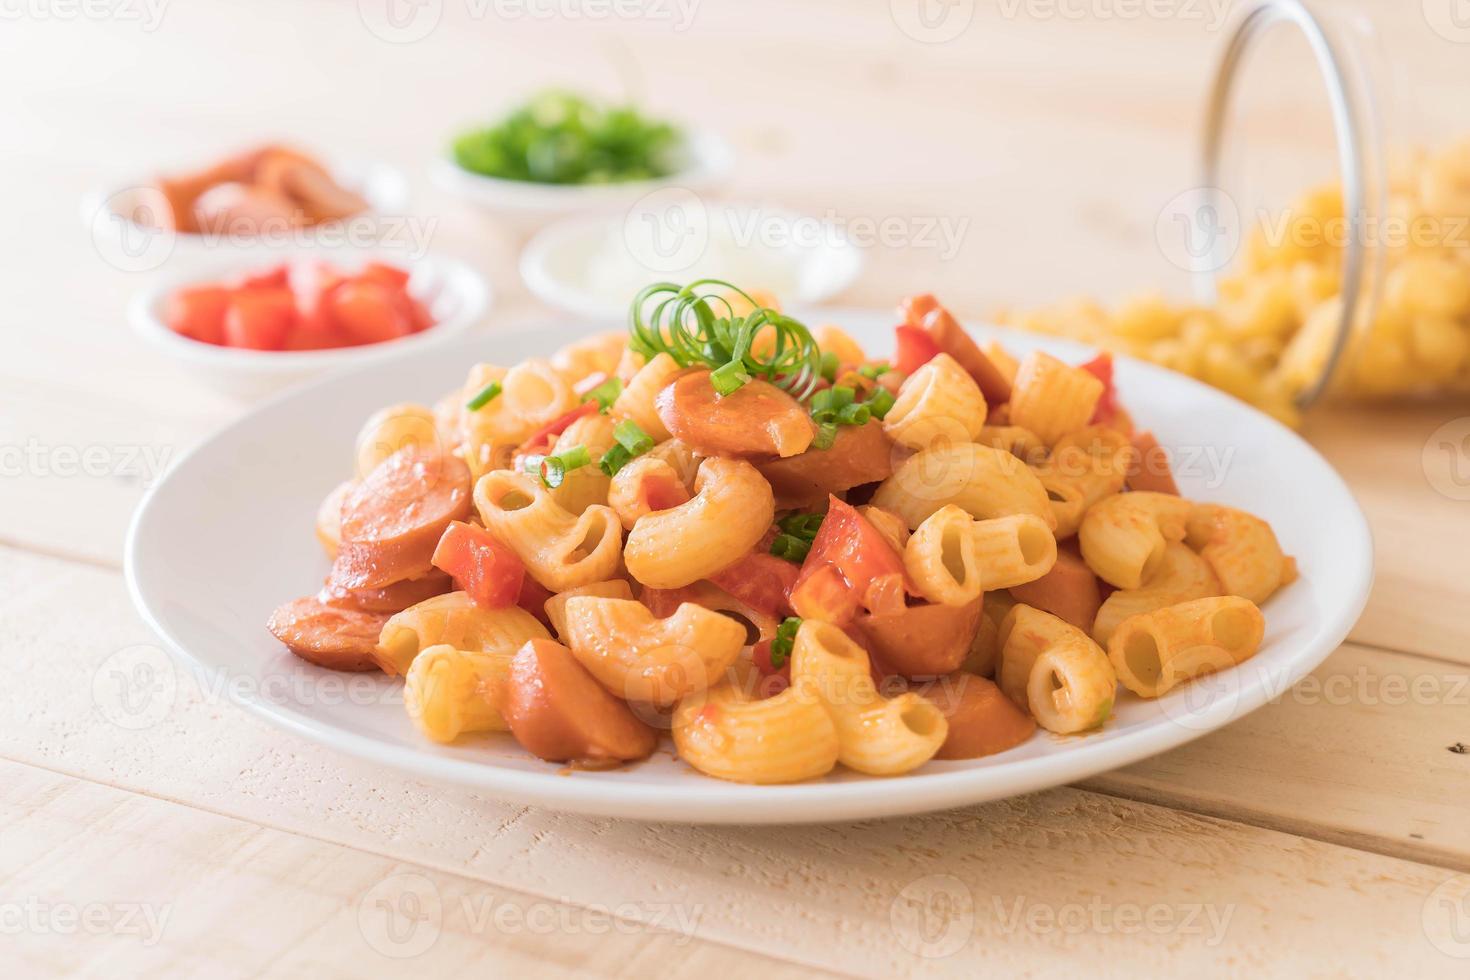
(599, 445, 632, 477)
(769, 617, 802, 668)
(836, 402, 871, 426)
(710, 359, 752, 396)
(865, 386, 896, 420)
(613, 419, 655, 456)
(778, 512, 825, 536)
(599, 420, 655, 477)
(524, 445, 590, 489)
(819, 350, 840, 383)
(770, 533, 809, 563)
(811, 421, 838, 451)
(858, 363, 892, 380)
(582, 376, 623, 413)
(465, 381, 502, 411)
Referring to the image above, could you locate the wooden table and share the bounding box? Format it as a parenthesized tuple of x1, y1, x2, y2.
(4, 2, 1469, 975)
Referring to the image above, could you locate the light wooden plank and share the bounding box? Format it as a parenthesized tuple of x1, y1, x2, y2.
(0, 759, 833, 980)
(2, 546, 1469, 975)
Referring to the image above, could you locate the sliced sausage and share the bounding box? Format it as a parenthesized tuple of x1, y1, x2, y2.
(914, 673, 1036, 759)
(331, 447, 472, 589)
(756, 420, 896, 510)
(855, 594, 984, 677)
(504, 639, 657, 764)
(267, 596, 390, 672)
(656, 370, 814, 458)
(319, 569, 452, 615)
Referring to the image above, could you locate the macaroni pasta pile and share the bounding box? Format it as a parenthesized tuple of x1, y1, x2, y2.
(268, 285, 1298, 784)
(996, 139, 1470, 425)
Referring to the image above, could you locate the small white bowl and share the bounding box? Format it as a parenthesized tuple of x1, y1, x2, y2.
(128, 249, 490, 399)
(431, 128, 732, 225)
(84, 158, 409, 271)
(519, 203, 866, 321)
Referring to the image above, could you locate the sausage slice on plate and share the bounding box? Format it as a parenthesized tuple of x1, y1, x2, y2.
(331, 447, 471, 589)
(267, 596, 390, 672)
(504, 639, 657, 764)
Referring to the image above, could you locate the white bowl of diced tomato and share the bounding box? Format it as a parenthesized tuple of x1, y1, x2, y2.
(129, 250, 490, 398)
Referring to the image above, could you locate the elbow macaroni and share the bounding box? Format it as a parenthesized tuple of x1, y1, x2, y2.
(1108, 596, 1265, 698)
(792, 621, 948, 775)
(623, 457, 774, 589)
(882, 353, 988, 450)
(562, 596, 746, 706)
(1009, 352, 1105, 445)
(475, 470, 624, 592)
(377, 592, 549, 676)
(403, 644, 512, 743)
(1078, 491, 1193, 590)
(1092, 542, 1220, 645)
(673, 662, 840, 784)
(872, 442, 1056, 531)
(998, 604, 1115, 734)
(1186, 504, 1294, 604)
(904, 506, 1057, 606)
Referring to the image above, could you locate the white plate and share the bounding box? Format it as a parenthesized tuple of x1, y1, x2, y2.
(520, 205, 865, 320)
(125, 313, 1373, 823)
(127, 248, 490, 399)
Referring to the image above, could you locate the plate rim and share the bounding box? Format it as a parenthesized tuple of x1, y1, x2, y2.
(123, 313, 1375, 823)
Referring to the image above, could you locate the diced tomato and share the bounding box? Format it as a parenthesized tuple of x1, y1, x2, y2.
(709, 551, 800, 617)
(789, 497, 910, 624)
(431, 521, 526, 609)
(232, 263, 289, 290)
(518, 402, 598, 457)
(326, 280, 414, 346)
(224, 287, 295, 350)
(893, 325, 941, 376)
(165, 285, 230, 345)
(639, 586, 688, 619)
(358, 261, 411, 290)
(1080, 352, 1119, 424)
(516, 575, 555, 628)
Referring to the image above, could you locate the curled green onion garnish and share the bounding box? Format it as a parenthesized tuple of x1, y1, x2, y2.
(524, 445, 591, 489)
(628, 279, 823, 399)
(769, 617, 803, 668)
(583, 376, 623, 413)
(465, 380, 502, 411)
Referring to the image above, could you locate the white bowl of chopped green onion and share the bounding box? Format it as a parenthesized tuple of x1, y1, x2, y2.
(432, 92, 732, 223)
